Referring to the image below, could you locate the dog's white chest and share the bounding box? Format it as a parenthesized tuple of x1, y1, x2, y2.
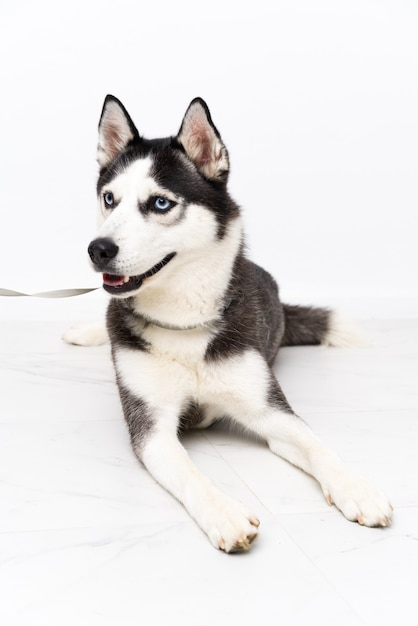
(114, 323, 271, 425)
(114, 325, 212, 407)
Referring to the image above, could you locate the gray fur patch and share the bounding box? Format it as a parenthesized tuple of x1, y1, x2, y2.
(116, 378, 154, 455)
(280, 305, 331, 347)
(267, 375, 294, 414)
(205, 254, 285, 365)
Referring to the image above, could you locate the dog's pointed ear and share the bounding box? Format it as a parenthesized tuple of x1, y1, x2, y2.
(97, 95, 139, 168)
(177, 98, 229, 180)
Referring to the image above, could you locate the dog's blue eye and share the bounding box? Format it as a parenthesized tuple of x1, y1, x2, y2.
(154, 197, 172, 212)
(104, 192, 114, 207)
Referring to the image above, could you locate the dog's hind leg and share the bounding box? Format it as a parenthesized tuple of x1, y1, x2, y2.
(62, 322, 108, 346)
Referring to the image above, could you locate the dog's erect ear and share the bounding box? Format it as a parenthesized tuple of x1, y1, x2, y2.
(97, 95, 139, 168)
(177, 98, 229, 180)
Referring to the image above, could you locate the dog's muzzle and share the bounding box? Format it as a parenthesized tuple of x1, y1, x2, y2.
(87, 237, 177, 296)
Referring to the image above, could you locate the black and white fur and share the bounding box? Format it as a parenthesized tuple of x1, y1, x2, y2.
(63, 96, 392, 552)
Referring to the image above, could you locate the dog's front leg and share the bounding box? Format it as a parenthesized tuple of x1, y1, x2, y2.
(137, 425, 259, 552)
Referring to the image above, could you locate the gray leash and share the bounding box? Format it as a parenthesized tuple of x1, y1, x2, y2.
(0, 287, 99, 298)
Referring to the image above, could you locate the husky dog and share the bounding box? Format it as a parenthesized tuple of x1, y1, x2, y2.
(63, 96, 392, 552)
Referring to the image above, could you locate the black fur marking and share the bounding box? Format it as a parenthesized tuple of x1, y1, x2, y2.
(140, 195, 177, 216)
(116, 379, 154, 453)
(107, 299, 149, 351)
(152, 146, 238, 239)
(281, 305, 330, 347)
(179, 400, 205, 433)
(205, 253, 285, 364)
(97, 139, 160, 194)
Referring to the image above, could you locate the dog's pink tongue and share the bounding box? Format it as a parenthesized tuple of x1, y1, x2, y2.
(103, 273, 126, 286)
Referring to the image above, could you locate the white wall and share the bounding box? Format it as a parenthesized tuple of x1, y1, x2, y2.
(1, 0, 417, 316)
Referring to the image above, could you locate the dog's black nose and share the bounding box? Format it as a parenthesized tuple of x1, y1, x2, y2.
(88, 238, 119, 269)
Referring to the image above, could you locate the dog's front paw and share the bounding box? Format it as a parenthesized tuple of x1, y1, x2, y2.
(201, 495, 260, 553)
(323, 472, 393, 527)
(62, 323, 108, 347)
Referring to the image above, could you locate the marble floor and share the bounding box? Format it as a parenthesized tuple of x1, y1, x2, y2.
(1, 294, 417, 626)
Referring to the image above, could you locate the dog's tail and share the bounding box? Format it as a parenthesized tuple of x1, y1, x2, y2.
(280, 304, 366, 348)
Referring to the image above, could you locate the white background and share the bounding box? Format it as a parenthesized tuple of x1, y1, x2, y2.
(1, 0, 417, 315)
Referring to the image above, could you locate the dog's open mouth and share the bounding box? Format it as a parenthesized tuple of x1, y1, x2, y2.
(102, 252, 176, 295)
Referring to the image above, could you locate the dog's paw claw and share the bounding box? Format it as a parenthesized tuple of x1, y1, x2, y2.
(228, 532, 258, 553)
(205, 500, 259, 553)
(323, 473, 393, 528)
(326, 493, 334, 506)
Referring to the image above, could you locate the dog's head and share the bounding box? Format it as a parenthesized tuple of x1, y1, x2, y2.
(88, 95, 239, 297)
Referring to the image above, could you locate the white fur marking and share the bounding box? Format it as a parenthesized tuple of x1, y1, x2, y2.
(322, 311, 369, 348)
